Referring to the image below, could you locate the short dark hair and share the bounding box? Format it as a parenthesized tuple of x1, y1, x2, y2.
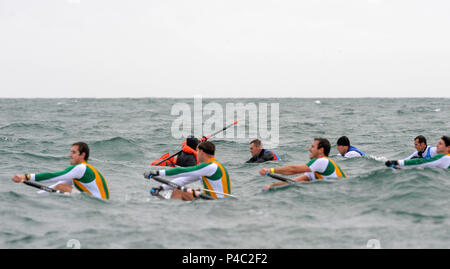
(336, 136, 350, 147)
(414, 135, 427, 145)
(314, 138, 331, 157)
(186, 136, 200, 149)
(198, 141, 215, 155)
(72, 142, 90, 161)
(441, 136, 450, 147)
(250, 139, 262, 147)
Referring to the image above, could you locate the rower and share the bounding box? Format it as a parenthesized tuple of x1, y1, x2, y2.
(260, 138, 346, 191)
(336, 136, 365, 158)
(150, 136, 200, 167)
(404, 135, 437, 160)
(386, 136, 450, 169)
(146, 141, 231, 201)
(246, 139, 280, 163)
(11, 142, 110, 200)
(175, 136, 200, 167)
(151, 121, 238, 167)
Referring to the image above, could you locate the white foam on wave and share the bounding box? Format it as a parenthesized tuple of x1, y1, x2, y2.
(367, 155, 388, 162)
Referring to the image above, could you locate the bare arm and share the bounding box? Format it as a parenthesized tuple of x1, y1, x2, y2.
(259, 164, 311, 176)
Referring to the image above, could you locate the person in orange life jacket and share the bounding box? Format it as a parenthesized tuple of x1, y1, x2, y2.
(336, 136, 366, 158)
(151, 136, 200, 167)
(246, 139, 280, 163)
(175, 136, 200, 167)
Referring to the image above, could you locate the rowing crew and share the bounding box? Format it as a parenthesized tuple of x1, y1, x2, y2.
(152, 134, 365, 168)
(152, 137, 281, 167)
(10, 136, 450, 200)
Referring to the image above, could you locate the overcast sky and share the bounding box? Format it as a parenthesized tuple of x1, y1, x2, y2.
(1, 0, 449, 98)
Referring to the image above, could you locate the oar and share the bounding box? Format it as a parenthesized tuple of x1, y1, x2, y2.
(154, 151, 181, 166)
(201, 120, 238, 141)
(154, 120, 238, 166)
(265, 172, 298, 184)
(23, 181, 65, 194)
(146, 175, 214, 200)
(196, 187, 237, 198)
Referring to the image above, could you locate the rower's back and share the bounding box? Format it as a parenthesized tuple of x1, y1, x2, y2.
(176, 136, 200, 167)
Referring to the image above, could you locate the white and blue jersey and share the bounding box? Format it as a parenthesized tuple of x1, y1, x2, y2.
(341, 146, 366, 158)
(404, 146, 437, 160)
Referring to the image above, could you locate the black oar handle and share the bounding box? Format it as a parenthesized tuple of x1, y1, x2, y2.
(23, 181, 64, 194)
(202, 120, 238, 141)
(154, 151, 182, 166)
(266, 172, 297, 184)
(150, 175, 214, 200)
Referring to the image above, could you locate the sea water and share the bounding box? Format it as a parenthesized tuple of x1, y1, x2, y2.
(0, 98, 449, 248)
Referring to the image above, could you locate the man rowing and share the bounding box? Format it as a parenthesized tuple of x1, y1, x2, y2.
(246, 139, 280, 163)
(260, 138, 346, 191)
(336, 136, 366, 158)
(385, 136, 450, 169)
(151, 121, 238, 168)
(145, 141, 231, 201)
(175, 136, 200, 167)
(11, 142, 110, 200)
(151, 136, 200, 167)
(404, 135, 437, 160)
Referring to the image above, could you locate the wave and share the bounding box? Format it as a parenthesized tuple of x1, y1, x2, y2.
(21, 152, 63, 161)
(388, 209, 447, 224)
(91, 136, 145, 160)
(349, 166, 450, 214)
(0, 191, 23, 201)
(0, 149, 63, 163)
(92, 136, 138, 146)
(0, 122, 65, 133)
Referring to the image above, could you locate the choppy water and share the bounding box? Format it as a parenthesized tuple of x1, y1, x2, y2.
(1, 98, 449, 249)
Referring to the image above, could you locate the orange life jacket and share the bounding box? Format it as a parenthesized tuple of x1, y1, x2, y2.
(180, 141, 199, 164)
(151, 152, 177, 167)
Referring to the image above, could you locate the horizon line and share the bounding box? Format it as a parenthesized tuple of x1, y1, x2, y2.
(0, 96, 449, 99)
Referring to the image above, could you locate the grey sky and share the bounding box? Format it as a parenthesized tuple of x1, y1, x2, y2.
(1, 0, 449, 98)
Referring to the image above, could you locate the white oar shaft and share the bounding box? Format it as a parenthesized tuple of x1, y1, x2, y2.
(198, 188, 236, 198)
